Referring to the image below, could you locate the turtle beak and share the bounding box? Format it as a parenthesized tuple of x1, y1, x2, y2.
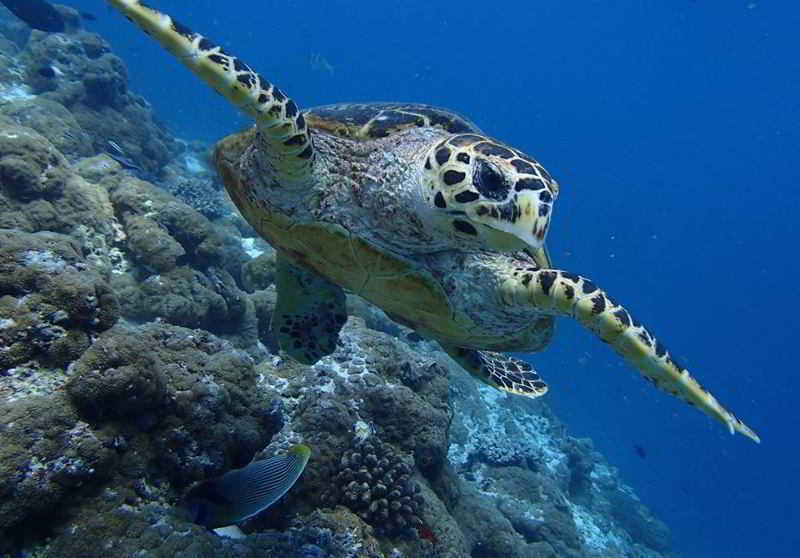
(466, 187, 555, 250)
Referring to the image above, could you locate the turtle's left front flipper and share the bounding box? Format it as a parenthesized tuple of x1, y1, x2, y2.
(500, 269, 760, 443)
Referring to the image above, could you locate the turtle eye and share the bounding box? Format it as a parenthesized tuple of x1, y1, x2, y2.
(473, 160, 510, 201)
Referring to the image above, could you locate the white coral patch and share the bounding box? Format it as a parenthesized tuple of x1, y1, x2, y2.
(182, 154, 207, 175)
(0, 83, 34, 104)
(241, 237, 263, 259)
(569, 502, 624, 554)
(22, 250, 68, 273)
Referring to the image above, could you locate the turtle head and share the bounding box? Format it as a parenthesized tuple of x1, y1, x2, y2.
(421, 134, 559, 251)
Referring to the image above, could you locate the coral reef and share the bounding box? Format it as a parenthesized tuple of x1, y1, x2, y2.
(446, 362, 672, 557)
(0, 13, 675, 558)
(16, 20, 175, 174)
(159, 141, 227, 219)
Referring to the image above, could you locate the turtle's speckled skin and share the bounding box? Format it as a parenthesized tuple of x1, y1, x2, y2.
(215, 128, 555, 353)
(109, 0, 759, 443)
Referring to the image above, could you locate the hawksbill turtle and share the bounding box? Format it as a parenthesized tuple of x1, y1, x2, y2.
(108, 0, 759, 443)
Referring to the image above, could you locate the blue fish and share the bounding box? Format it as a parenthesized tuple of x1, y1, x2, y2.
(183, 444, 311, 529)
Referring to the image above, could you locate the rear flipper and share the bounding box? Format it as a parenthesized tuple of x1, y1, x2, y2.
(442, 345, 548, 397)
(499, 268, 760, 443)
(273, 254, 347, 365)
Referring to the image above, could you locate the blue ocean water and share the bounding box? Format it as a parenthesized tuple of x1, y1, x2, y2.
(81, 1, 798, 556)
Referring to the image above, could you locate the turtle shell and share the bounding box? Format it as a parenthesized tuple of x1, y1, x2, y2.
(215, 108, 553, 350)
(304, 102, 482, 140)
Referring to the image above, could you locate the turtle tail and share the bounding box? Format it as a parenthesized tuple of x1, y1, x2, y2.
(107, 0, 313, 182)
(502, 269, 760, 443)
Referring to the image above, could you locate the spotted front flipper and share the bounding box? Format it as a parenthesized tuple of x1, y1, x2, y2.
(273, 254, 347, 365)
(108, 0, 313, 183)
(499, 269, 760, 442)
(442, 345, 548, 397)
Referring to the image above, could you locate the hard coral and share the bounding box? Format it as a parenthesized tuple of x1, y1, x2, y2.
(323, 437, 424, 535)
(66, 322, 280, 484)
(0, 229, 119, 370)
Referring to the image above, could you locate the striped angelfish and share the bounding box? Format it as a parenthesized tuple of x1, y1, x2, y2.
(183, 444, 311, 529)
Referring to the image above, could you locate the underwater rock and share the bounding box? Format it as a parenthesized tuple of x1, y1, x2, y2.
(73, 96, 173, 177)
(0, 228, 119, 370)
(71, 152, 123, 184)
(66, 322, 279, 483)
(489, 467, 583, 556)
(80, 52, 127, 108)
(160, 149, 227, 220)
(361, 377, 449, 477)
(452, 482, 542, 558)
(241, 250, 277, 293)
(564, 437, 595, 503)
(497, 497, 547, 544)
(115, 266, 259, 350)
(36, 503, 384, 558)
(332, 322, 450, 477)
(0, 393, 116, 547)
(249, 318, 464, 554)
(21, 29, 126, 107)
(0, 144, 120, 265)
(123, 214, 186, 272)
(605, 488, 672, 552)
(109, 174, 248, 277)
(0, 124, 69, 201)
(0, 97, 93, 158)
(250, 285, 278, 349)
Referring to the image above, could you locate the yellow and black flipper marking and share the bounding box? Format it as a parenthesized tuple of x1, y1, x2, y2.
(107, 0, 313, 183)
(499, 269, 760, 443)
(183, 444, 311, 529)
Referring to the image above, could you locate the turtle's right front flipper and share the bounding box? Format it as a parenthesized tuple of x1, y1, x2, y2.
(499, 268, 760, 443)
(108, 0, 313, 182)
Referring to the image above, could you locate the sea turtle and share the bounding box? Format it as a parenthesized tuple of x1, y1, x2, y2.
(108, 0, 759, 443)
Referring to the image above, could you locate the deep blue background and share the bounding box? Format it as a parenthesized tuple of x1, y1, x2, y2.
(79, 1, 798, 556)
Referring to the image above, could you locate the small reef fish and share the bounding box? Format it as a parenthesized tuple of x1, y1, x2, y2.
(106, 140, 163, 184)
(182, 444, 311, 529)
(0, 0, 64, 32)
(106, 140, 146, 176)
